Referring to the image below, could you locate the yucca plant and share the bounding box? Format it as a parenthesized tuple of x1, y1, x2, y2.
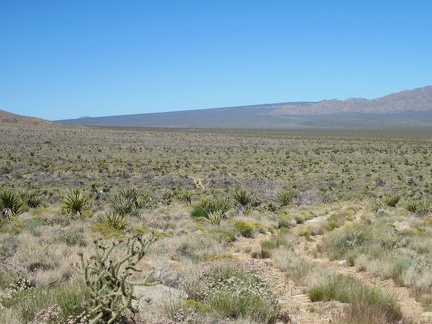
(0, 189, 24, 218)
(276, 189, 295, 206)
(61, 189, 89, 217)
(385, 194, 400, 207)
(20, 191, 42, 208)
(96, 212, 128, 231)
(405, 199, 431, 217)
(109, 194, 136, 216)
(233, 189, 253, 207)
(207, 211, 224, 225)
(191, 196, 231, 220)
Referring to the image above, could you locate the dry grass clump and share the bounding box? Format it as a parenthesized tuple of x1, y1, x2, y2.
(309, 275, 402, 323)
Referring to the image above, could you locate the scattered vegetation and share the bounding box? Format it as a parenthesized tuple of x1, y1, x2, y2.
(1, 122, 431, 322)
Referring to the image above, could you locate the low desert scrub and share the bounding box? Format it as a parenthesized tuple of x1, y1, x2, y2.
(309, 275, 402, 323)
(0, 234, 19, 258)
(182, 261, 279, 323)
(320, 215, 432, 295)
(0, 272, 88, 323)
(272, 248, 327, 287)
(153, 233, 225, 263)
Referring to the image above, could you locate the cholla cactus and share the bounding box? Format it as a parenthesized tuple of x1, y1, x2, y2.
(74, 234, 157, 323)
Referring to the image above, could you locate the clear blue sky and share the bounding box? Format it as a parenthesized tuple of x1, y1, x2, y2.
(1, 1, 431, 120)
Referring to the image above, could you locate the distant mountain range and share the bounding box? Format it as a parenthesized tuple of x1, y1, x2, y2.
(56, 86, 432, 129)
(3, 86, 432, 129)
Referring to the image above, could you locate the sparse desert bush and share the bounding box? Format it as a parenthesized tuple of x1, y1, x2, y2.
(173, 235, 223, 262)
(251, 248, 272, 259)
(56, 229, 88, 247)
(0, 234, 19, 258)
(61, 189, 89, 217)
(186, 261, 279, 323)
(323, 224, 370, 260)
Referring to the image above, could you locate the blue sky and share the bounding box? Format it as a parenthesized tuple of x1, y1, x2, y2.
(1, 1, 431, 120)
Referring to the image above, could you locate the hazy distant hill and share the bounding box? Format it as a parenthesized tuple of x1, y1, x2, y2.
(48, 85, 432, 129)
(0, 109, 51, 125)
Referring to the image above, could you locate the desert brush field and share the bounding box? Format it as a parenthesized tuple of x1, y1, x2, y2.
(0, 122, 432, 323)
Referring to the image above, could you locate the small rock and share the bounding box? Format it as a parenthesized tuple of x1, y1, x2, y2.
(338, 260, 347, 266)
(393, 221, 413, 233)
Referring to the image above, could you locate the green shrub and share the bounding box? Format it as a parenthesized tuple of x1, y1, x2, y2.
(93, 213, 129, 237)
(234, 221, 254, 237)
(209, 226, 237, 243)
(61, 189, 89, 217)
